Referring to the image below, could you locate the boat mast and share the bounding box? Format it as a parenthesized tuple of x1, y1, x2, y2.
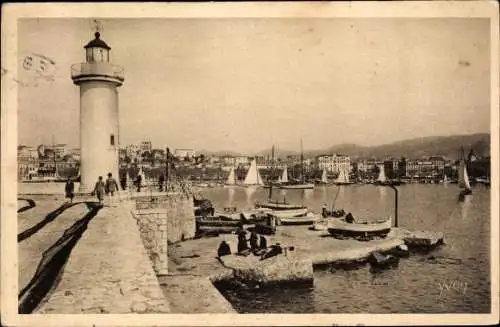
(300, 139, 305, 184)
(269, 145, 275, 199)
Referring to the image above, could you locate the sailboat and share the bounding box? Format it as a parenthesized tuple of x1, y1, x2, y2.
(224, 166, 237, 187)
(243, 159, 264, 187)
(281, 165, 289, 184)
(279, 139, 314, 190)
(458, 147, 472, 197)
(334, 166, 353, 185)
(374, 164, 390, 186)
(255, 145, 308, 214)
(321, 168, 328, 184)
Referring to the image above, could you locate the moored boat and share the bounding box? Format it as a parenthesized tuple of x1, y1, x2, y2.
(196, 216, 243, 234)
(277, 212, 321, 226)
(255, 199, 307, 211)
(327, 217, 392, 238)
(458, 146, 472, 198)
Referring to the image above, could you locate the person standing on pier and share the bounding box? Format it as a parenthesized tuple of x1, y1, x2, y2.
(105, 173, 119, 207)
(92, 176, 105, 205)
(64, 178, 75, 203)
(159, 173, 165, 192)
(135, 173, 142, 193)
(120, 172, 127, 191)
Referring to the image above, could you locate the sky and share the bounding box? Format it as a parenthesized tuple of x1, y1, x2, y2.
(16, 18, 490, 153)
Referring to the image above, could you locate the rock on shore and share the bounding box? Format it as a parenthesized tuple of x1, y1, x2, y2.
(221, 254, 313, 285)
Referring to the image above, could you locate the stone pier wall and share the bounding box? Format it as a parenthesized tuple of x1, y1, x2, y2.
(131, 193, 195, 275)
(132, 208, 169, 275)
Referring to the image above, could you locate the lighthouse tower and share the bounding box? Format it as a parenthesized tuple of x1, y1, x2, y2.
(71, 31, 124, 192)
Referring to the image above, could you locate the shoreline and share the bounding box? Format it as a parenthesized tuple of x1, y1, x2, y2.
(162, 226, 443, 313)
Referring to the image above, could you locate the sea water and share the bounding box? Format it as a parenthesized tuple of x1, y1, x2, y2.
(200, 184, 490, 313)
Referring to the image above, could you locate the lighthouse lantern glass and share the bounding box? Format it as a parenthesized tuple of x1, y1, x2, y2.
(86, 46, 109, 63)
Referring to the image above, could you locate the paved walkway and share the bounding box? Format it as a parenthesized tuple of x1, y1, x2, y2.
(17, 195, 170, 314)
(18, 196, 92, 301)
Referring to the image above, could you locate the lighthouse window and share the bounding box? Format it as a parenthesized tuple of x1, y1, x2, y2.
(110, 134, 115, 146)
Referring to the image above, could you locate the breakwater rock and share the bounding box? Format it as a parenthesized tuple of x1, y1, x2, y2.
(221, 254, 313, 285)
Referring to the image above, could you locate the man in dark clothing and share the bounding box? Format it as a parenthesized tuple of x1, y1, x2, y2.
(105, 173, 120, 207)
(260, 243, 283, 261)
(249, 231, 259, 252)
(345, 212, 355, 223)
(120, 173, 127, 190)
(159, 174, 165, 192)
(65, 178, 75, 203)
(237, 230, 249, 253)
(135, 174, 142, 192)
(259, 235, 268, 249)
(217, 240, 231, 258)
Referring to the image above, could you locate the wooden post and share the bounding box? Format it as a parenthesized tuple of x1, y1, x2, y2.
(390, 184, 398, 227)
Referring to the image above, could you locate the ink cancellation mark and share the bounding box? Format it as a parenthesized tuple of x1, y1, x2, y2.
(20, 53, 57, 86)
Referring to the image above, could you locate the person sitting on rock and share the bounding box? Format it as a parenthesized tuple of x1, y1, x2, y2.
(260, 243, 283, 261)
(322, 204, 328, 218)
(249, 231, 259, 252)
(237, 229, 249, 254)
(259, 235, 268, 249)
(217, 240, 231, 258)
(345, 212, 355, 223)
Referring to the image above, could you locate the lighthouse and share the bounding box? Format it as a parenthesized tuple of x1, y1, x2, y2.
(71, 31, 124, 192)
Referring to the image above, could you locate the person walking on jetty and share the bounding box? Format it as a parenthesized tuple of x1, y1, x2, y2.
(135, 173, 142, 193)
(105, 173, 119, 207)
(64, 178, 75, 203)
(120, 172, 127, 191)
(92, 176, 105, 205)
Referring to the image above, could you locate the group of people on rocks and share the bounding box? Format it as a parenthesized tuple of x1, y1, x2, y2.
(217, 229, 286, 261)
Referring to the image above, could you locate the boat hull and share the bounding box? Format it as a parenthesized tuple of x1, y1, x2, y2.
(278, 184, 315, 190)
(255, 201, 307, 211)
(327, 219, 392, 237)
(278, 213, 320, 226)
(272, 208, 309, 218)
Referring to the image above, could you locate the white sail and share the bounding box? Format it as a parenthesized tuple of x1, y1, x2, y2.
(243, 159, 263, 185)
(335, 167, 349, 184)
(226, 167, 236, 185)
(321, 168, 328, 183)
(377, 165, 386, 182)
(281, 165, 289, 183)
(458, 158, 471, 191)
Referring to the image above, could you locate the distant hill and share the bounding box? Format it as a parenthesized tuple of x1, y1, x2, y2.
(259, 133, 491, 160)
(201, 133, 490, 160)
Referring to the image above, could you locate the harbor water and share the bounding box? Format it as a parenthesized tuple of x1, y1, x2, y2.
(198, 184, 491, 313)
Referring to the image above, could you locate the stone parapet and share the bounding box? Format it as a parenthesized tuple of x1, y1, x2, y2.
(131, 193, 195, 276)
(132, 208, 169, 275)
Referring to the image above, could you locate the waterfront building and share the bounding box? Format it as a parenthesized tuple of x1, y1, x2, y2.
(140, 140, 152, 153)
(52, 144, 68, 158)
(234, 155, 249, 166)
(71, 31, 124, 192)
(316, 154, 351, 174)
(220, 155, 235, 166)
(174, 148, 196, 159)
(316, 154, 335, 172)
(17, 145, 38, 161)
(126, 144, 141, 158)
(429, 156, 446, 174)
